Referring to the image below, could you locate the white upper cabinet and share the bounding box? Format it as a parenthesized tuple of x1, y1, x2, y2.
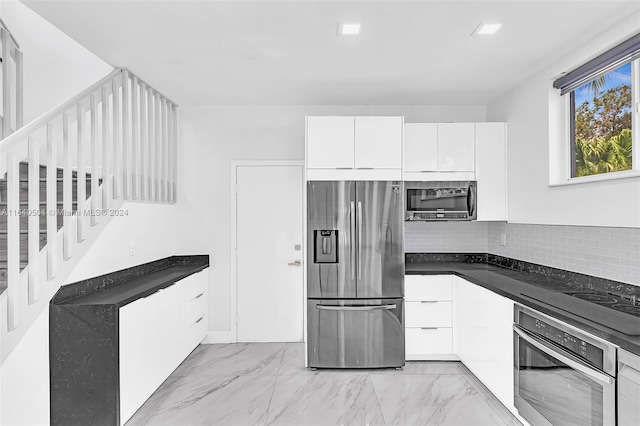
(437, 123, 475, 172)
(306, 116, 355, 169)
(475, 123, 507, 221)
(403, 123, 438, 172)
(354, 116, 403, 169)
(306, 116, 402, 180)
(403, 122, 475, 180)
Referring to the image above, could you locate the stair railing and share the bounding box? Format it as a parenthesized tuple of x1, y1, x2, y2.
(0, 17, 23, 139)
(0, 68, 178, 331)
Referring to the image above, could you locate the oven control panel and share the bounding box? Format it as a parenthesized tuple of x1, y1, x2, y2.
(519, 311, 604, 369)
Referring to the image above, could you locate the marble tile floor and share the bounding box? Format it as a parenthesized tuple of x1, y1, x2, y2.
(126, 343, 523, 426)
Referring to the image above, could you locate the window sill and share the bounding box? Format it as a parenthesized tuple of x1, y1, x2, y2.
(549, 170, 640, 187)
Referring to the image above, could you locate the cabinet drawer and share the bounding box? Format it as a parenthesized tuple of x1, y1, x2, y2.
(405, 301, 452, 327)
(405, 275, 453, 301)
(188, 313, 208, 346)
(188, 291, 208, 324)
(405, 327, 453, 355)
(183, 272, 207, 301)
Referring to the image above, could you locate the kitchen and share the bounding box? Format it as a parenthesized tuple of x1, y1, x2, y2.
(0, 1, 639, 425)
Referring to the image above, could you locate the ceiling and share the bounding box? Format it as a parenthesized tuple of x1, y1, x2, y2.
(22, 0, 640, 106)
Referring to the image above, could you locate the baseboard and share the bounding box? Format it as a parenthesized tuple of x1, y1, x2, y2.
(202, 331, 233, 344)
(405, 354, 460, 361)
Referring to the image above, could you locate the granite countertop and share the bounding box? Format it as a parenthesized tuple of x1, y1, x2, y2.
(51, 255, 209, 307)
(406, 253, 640, 357)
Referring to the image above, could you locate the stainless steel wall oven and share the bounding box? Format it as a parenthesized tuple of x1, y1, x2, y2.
(513, 305, 616, 426)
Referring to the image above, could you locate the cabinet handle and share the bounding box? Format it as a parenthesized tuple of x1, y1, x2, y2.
(195, 317, 204, 324)
(194, 293, 204, 299)
(420, 327, 439, 330)
(357, 167, 374, 170)
(420, 301, 438, 303)
(336, 167, 353, 170)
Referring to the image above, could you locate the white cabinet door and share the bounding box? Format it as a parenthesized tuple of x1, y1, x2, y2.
(405, 301, 452, 327)
(306, 116, 354, 169)
(405, 275, 453, 301)
(403, 123, 438, 172)
(476, 123, 507, 221)
(437, 123, 475, 172)
(454, 276, 516, 416)
(406, 328, 453, 355)
(119, 288, 179, 425)
(354, 116, 403, 169)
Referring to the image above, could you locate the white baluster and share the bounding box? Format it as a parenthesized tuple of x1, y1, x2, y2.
(172, 104, 178, 203)
(77, 103, 86, 242)
(147, 87, 154, 201)
(62, 113, 72, 260)
(6, 151, 20, 329)
(15, 49, 23, 130)
(155, 94, 162, 201)
(28, 136, 40, 304)
(140, 82, 147, 201)
(122, 69, 131, 200)
(2, 29, 11, 138)
(161, 98, 168, 203)
(46, 123, 57, 280)
(167, 102, 174, 203)
(90, 95, 99, 226)
(101, 86, 110, 211)
(131, 76, 139, 200)
(112, 78, 121, 199)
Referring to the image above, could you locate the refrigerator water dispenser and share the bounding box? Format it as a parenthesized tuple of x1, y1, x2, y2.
(314, 230, 338, 263)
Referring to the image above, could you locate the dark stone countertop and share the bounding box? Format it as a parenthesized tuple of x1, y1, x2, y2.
(405, 253, 640, 357)
(51, 255, 209, 307)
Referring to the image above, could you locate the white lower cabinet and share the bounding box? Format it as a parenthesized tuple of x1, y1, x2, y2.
(404, 273, 518, 418)
(404, 275, 454, 360)
(453, 276, 517, 417)
(119, 270, 208, 425)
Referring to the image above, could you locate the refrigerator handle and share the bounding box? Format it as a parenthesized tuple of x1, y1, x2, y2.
(358, 201, 362, 280)
(317, 304, 396, 311)
(350, 201, 356, 280)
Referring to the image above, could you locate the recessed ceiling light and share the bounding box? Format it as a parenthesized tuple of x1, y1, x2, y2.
(339, 23, 361, 36)
(472, 22, 502, 36)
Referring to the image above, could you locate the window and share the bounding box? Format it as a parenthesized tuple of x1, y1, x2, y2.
(554, 34, 640, 180)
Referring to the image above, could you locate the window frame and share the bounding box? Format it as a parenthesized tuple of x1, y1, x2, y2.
(562, 58, 639, 184)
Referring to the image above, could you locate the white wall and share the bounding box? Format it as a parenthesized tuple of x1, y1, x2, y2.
(0, 202, 185, 425)
(486, 14, 640, 228)
(0, 0, 112, 123)
(0, 308, 49, 426)
(178, 105, 486, 337)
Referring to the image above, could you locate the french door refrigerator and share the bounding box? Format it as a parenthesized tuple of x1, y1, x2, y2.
(307, 181, 404, 368)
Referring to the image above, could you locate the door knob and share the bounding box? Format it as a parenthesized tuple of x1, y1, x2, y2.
(288, 260, 302, 266)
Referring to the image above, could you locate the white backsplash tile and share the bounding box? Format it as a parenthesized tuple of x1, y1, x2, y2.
(405, 221, 640, 286)
(488, 222, 640, 286)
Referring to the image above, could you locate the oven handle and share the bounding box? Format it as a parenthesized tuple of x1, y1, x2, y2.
(513, 325, 613, 385)
(317, 304, 396, 311)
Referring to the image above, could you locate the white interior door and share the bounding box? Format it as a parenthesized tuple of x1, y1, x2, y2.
(236, 165, 304, 342)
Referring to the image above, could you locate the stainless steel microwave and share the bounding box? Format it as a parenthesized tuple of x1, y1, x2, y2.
(405, 181, 476, 221)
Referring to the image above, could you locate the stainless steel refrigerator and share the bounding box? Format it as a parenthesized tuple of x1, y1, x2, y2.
(307, 181, 404, 368)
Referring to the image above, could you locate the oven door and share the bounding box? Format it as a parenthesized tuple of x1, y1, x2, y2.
(513, 325, 615, 426)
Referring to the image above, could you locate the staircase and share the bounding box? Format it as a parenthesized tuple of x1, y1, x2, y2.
(0, 67, 179, 364)
(0, 163, 100, 291)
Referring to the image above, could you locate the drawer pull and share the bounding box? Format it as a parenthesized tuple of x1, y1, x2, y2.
(420, 327, 439, 330)
(420, 301, 438, 304)
(194, 293, 204, 300)
(195, 317, 204, 324)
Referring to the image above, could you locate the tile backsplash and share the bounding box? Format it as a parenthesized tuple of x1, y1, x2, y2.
(405, 221, 488, 253)
(405, 221, 640, 286)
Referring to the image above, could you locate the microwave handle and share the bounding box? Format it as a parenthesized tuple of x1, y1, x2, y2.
(467, 183, 476, 217)
(513, 325, 613, 385)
